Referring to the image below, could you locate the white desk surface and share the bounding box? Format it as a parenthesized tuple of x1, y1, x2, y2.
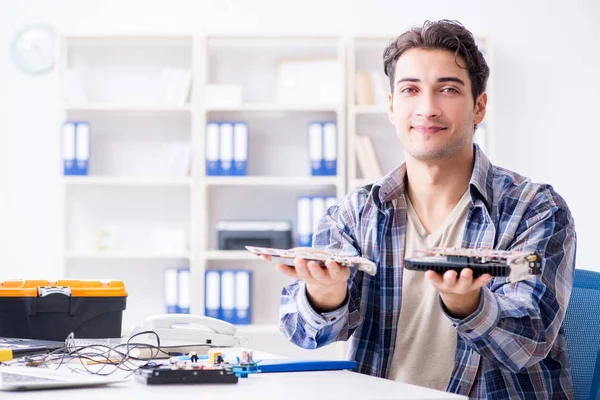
(5, 350, 467, 400)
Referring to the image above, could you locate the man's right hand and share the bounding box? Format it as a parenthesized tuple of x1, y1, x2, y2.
(262, 247, 350, 313)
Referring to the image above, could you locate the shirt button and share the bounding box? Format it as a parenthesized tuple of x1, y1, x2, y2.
(465, 329, 473, 334)
(331, 317, 336, 321)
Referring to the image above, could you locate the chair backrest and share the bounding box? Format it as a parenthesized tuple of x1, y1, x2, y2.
(563, 269, 600, 400)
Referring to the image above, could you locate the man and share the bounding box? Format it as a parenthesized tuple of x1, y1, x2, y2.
(271, 20, 576, 399)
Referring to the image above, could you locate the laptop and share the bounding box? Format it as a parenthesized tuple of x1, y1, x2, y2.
(0, 366, 126, 391)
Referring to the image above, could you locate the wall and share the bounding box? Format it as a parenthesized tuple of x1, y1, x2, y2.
(1, 0, 598, 281)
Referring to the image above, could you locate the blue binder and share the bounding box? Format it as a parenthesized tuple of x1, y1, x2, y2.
(177, 268, 190, 314)
(296, 196, 312, 247)
(62, 122, 76, 175)
(219, 122, 234, 176)
(164, 268, 178, 314)
(74, 122, 90, 176)
(234, 270, 251, 324)
(220, 270, 236, 324)
(206, 122, 220, 176)
(232, 122, 248, 176)
(205, 270, 221, 319)
(308, 122, 324, 176)
(322, 122, 337, 176)
(257, 359, 357, 373)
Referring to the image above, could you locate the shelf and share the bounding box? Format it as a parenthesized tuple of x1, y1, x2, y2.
(63, 177, 191, 187)
(63, 104, 192, 113)
(204, 250, 258, 261)
(350, 105, 388, 115)
(204, 176, 339, 187)
(64, 250, 190, 260)
(205, 103, 341, 112)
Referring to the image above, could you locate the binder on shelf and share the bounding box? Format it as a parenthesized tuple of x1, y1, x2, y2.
(308, 122, 323, 176)
(325, 196, 337, 211)
(322, 122, 337, 176)
(205, 270, 221, 319)
(177, 268, 190, 314)
(164, 268, 178, 314)
(219, 122, 234, 176)
(206, 122, 220, 176)
(75, 122, 90, 176)
(62, 122, 76, 175)
(220, 270, 236, 324)
(296, 196, 312, 247)
(232, 122, 248, 176)
(311, 197, 326, 242)
(234, 270, 251, 325)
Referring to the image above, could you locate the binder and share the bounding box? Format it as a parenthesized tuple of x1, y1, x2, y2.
(220, 270, 236, 324)
(296, 196, 312, 247)
(325, 196, 337, 211)
(232, 122, 248, 176)
(62, 122, 76, 175)
(234, 270, 251, 325)
(206, 122, 220, 176)
(311, 197, 326, 241)
(308, 122, 323, 176)
(177, 268, 190, 314)
(164, 268, 178, 314)
(219, 122, 234, 176)
(75, 122, 90, 175)
(205, 270, 221, 319)
(322, 122, 337, 176)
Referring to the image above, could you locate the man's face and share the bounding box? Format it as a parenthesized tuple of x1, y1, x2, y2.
(388, 48, 486, 161)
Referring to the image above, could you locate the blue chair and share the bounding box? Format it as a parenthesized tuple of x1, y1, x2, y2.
(563, 269, 600, 400)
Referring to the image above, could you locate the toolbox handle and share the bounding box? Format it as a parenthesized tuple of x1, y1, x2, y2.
(38, 286, 72, 297)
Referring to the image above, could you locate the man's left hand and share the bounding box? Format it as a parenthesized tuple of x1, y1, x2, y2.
(425, 269, 492, 319)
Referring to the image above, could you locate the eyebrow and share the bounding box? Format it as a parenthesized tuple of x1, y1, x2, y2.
(395, 76, 466, 87)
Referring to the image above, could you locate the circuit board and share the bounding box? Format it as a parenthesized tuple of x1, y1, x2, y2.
(246, 246, 377, 276)
(134, 365, 238, 385)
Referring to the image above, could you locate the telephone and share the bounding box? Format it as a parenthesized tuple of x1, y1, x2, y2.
(133, 314, 240, 347)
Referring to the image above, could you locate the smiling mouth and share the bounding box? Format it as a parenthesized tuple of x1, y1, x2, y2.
(412, 126, 447, 134)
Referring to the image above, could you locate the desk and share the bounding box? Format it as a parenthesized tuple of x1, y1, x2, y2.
(8, 350, 467, 400)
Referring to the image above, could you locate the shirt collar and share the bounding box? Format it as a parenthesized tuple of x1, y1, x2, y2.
(375, 143, 494, 210)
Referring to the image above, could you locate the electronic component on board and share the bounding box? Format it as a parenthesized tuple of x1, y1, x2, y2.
(404, 247, 542, 282)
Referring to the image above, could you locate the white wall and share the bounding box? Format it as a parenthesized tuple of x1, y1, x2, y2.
(1, 0, 598, 279)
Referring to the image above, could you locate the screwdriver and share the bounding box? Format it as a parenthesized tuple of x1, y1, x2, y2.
(0, 347, 53, 362)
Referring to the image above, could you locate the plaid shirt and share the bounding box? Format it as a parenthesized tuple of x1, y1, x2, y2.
(280, 144, 577, 399)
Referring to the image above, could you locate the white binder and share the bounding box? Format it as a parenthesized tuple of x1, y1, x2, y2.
(163, 268, 178, 314)
(234, 270, 251, 324)
(62, 122, 76, 175)
(322, 122, 337, 176)
(233, 122, 248, 176)
(308, 122, 323, 176)
(311, 197, 326, 241)
(325, 196, 337, 212)
(75, 122, 90, 175)
(205, 270, 221, 319)
(219, 122, 234, 176)
(205, 122, 220, 176)
(177, 268, 190, 314)
(220, 270, 236, 324)
(297, 196, 312, 247)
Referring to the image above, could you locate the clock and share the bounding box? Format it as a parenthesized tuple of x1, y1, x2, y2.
(11, 24, 56, 75)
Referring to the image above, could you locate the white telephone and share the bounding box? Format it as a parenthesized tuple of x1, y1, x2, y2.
(133, 314, 240, 347)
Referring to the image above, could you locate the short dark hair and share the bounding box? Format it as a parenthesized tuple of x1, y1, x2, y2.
(383, 20, 490, 104)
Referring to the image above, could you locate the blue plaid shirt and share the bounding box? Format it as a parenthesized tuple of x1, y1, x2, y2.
(280, 144, 576, 399)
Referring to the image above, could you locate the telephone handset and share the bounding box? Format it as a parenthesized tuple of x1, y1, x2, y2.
(136, 314, 239, 347)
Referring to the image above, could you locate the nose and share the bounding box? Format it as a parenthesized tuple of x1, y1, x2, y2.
(415, 92, 442, 119)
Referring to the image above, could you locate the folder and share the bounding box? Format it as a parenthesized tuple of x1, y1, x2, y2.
(164, 268, 178, 314)
(219, 122, 234, 176)
(234, 270, 251, 325)
(232, 122, 248, 176)
(75, 122, 90, 175)
(205, 270, 221, 319)
(311, 197, 326, 242)
(257, 359, 357, 373)
(308, 122, 323, 176)
(296, 196, 312, 247)
(220, 270, 236, 324)
(322, 122, 337, 176)
(177, 268, 190, 314)
(62, 122, 76, 175)
(206, 122, 220, 176)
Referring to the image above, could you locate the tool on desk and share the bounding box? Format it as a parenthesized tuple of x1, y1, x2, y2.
(0, 347, 56, 362)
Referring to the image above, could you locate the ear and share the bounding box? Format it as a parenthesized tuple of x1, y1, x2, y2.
(387, 91, 394, 124)
(473, 92, 487, 125)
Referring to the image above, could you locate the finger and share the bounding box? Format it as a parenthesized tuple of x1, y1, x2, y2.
(473, 273, 493, 288)
(425, 270, 444, 286)
(325, 260, 350, 282)
(275, 264, 297, 279)
(260, 254, 272, 262)
(294, 258, 318, 285)
(307, 260, 329, 281)
(443, 270, 459, 289)
(455, 268, 474, 293)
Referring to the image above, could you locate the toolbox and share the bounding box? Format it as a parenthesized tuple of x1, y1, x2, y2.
(0, 280, 127, 341)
